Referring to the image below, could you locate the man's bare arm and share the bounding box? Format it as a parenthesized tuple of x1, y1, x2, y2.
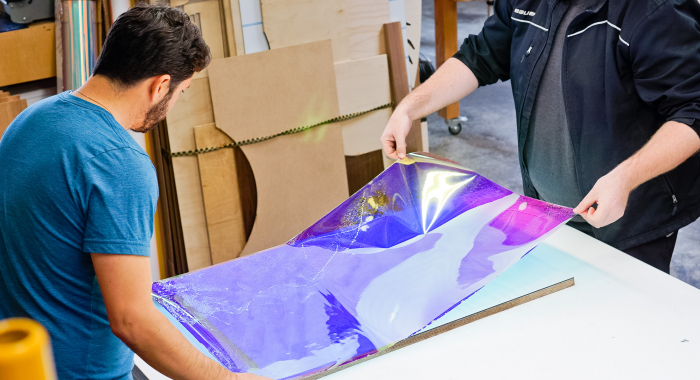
(92, 253, 269, 380)
(380, 58, 480, 159)
(574, 121, 700, 228)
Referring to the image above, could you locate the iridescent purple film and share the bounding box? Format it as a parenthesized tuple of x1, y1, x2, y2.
(152, 153, 574, 379)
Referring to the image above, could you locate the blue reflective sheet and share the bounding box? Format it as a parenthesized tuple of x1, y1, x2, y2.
(152, 153, 574, 379)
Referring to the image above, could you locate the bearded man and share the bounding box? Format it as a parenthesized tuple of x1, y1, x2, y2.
(0, 3, 267, 380)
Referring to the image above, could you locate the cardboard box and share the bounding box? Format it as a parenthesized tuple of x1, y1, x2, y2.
(0, 21, 56, 87)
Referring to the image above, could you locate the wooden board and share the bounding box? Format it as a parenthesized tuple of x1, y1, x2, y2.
(0, 21, 56, 87)
(383, 22, 423, 154)
(225, 0, 245, 56)
(345, 149, 385, 195)
(261, 0, 350, 62)
(435, 0, 460, 120)
(208, 40, 350, 256)
(347, 0, 391, 60)
(166, 77, 216, 270)
(335, 55, 392, 156)
(0, 99, 28, 138)
(194, 124, 248, 264)
(341, 108, 392, 156)
(0, 95, 21, 103)
(183, 0, 226, 79)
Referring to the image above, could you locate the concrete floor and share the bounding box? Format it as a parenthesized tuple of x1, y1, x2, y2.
(419, 1, 700, 288)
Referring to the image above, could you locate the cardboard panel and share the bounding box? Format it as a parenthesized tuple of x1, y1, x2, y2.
(208, 40, 349, 255)
(261, 0, 350, 62)
(239, 128, 349, 256)
(0, 95, 21, 104)
(194, 124, 247, 264)
(0, 99, 28, 138)
(208, 40, 339, 141)
(347, 0, 390, 60)
(166, 77, 215, 270)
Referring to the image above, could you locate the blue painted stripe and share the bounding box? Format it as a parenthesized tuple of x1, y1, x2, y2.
(243, 21, 262, 27)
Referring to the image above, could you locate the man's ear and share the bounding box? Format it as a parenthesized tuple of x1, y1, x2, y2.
(149, 74, 172, 103)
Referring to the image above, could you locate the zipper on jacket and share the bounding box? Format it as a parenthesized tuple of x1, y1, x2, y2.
(661, 175, 678, 216)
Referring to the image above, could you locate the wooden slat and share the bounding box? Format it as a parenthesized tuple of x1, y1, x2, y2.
(151, 121, 189, 277)
(261, 0, 350, 62)
(345, 150, 385, 195)
(194, 124, 247, 264)
(0, 95, 21, 104)
(435, 0, 460, 120)
(383, 22, 423, 154)
(165, 77, 215, 270)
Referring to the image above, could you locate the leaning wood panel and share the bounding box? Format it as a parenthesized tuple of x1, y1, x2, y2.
(347, 0, 390, 60)
(261, 0, 350, 62)
(194, 124, 247, 264)
(165, 77, 215, 270)
(383, 22, 423, 154)
(434, 0, 460, 120)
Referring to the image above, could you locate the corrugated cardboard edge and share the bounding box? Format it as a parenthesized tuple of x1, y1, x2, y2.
(302, 277, 576, 380)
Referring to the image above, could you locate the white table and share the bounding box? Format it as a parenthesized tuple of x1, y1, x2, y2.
(137, 226, 700, 379)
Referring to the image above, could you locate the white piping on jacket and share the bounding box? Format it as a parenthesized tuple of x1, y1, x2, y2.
(567, 20, 629, 46)
(511, 16, 549, 31)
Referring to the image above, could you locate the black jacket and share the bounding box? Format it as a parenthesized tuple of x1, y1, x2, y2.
(454, 0, 700, 250)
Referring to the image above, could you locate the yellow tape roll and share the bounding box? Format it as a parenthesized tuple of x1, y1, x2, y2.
(0, 318, 57, 380)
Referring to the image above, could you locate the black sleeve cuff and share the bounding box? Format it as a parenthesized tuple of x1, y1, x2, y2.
(452, 50, 487, 87)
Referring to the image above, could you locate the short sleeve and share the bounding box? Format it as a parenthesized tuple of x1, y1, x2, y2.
(78, 148, 158, 256)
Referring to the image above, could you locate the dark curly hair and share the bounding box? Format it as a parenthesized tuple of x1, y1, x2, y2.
(93, 2, 211, 92)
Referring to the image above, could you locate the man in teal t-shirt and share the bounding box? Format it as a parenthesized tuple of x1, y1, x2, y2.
(0, 4, 266, 380)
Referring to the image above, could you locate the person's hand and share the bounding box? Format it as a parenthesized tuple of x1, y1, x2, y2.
(573, 170, 633, 228)
(380, 107, 413, 160)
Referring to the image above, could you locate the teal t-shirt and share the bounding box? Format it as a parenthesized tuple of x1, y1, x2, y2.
(0, 92, 158, 379)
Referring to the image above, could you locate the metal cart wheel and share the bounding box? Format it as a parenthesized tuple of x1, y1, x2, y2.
(447, 116, 467, 135)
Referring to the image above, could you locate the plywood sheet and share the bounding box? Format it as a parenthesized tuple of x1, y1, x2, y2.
(335, 54, 391, 115)
(208, 40, 349, 255)
(341, 108, 392, 156)
(183, 0, 226, 79)
(261, 0, 350, 62)
(347, 0, 390, 60)
(335, 54, 392, 156)
(208, 40, 339, 141)
(194, 124, 247, 264)
(166, 77, 215, 270)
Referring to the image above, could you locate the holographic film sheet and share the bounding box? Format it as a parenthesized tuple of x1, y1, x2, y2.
(152, 153, 574, 379)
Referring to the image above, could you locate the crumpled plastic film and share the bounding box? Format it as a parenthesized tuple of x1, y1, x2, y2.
(152, 152, 574, 379)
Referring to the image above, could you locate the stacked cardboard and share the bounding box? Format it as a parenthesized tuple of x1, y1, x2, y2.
(163, 0, 424, 270)
(0, 92, 28, 139)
